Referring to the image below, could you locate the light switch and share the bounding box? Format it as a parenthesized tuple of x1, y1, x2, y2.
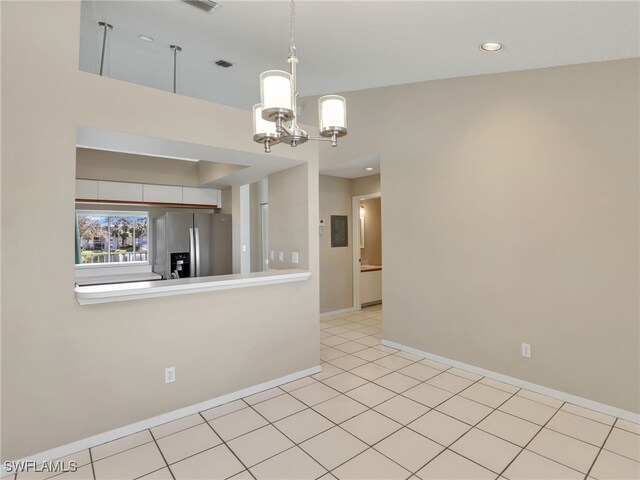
(270, 250, 275, 261)
(291, 251, 299, 264)
(278, 250, 285, 263)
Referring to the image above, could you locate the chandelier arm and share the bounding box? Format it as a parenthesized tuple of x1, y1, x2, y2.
(263, 137, 283, 153)
(275, 117, 292, 136)
(309, 133, 339, 147)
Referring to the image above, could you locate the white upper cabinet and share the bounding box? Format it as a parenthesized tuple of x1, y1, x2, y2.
(97, 181, 143, 202)
(143, 184, 183, 204)
(76, 179, 98, 200)
(182, 187, 219, 206)
(77, 179, 221, 207)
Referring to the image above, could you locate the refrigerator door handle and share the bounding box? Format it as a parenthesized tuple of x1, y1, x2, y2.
(194, 227, 201, 277)
(189, 227, 195, 278)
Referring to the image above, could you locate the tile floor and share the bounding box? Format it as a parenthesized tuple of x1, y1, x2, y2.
(16, 305, 640, 480)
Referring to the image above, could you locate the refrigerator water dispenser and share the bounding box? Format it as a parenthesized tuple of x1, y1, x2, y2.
(170, 252, 191, 278)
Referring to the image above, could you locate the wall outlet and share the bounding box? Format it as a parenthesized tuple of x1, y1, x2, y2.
(521, 343, 531, 358)
(165, 366, 175, 383)
(278, 250, 284, 263)
(291, 251, 299, 264)
(242, 245, 247, 252)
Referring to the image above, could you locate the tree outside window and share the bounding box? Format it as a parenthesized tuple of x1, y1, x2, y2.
(76, 212, 149, 265)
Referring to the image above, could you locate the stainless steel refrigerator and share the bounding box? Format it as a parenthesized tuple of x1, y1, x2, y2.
(153, 212, 232, 279)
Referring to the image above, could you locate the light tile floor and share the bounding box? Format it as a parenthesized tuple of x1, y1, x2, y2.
(16, 305, 640, 480)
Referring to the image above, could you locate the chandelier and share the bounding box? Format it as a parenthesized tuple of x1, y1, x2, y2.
(253, 0, 348, 153)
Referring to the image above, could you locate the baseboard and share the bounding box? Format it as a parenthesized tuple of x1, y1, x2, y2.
(361, 300, 382, 308)
(1, 365, 321, 477)
(381, 339, 640, 424)
(320, 306, 356, 317)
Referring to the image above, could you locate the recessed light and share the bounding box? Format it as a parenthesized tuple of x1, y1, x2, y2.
(138, 35, 154, 42)
(364, 167, 374, 171)
(480, 42, 503, 52)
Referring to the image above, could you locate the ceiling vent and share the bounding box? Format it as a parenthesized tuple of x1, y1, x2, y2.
(214, 59, 233, 68)
(181, 0, 219, 14)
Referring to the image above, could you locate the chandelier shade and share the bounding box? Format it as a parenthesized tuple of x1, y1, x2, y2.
(253, 104, 278, 142)
(260, 70, 294, 121)
(318, 95, 348, 137)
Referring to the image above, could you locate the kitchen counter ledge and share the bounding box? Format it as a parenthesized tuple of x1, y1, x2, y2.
(75, 269, 312, 305)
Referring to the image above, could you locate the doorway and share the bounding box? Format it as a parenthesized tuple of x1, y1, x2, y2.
(352, 193, 382, 310)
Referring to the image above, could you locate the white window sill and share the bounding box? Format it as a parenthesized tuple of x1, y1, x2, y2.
(75, 264, 153, 278)
(76, 272, 163, 286)
(75, 269, 312, 305)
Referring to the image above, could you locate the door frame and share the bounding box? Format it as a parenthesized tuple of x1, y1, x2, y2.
(352, 192, 381, 311)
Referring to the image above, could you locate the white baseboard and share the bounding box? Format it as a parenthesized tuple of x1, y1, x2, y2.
(382, 339, 640, 424)
(320, 306, 356, 317)
(1, 365, 321, 477)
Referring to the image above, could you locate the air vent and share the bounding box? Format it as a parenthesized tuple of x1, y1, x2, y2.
(214, 59, 233, 68)
(181, 0, 219, 14)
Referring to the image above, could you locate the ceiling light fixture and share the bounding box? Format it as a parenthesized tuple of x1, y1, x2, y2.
(253, 0, 347, 153)
(480, 42, 504, 52)
(138, 35, 154, 42)
(98, 21, 113, 76)
(364, 167, 374, 171)
(169, 45, 182, 94)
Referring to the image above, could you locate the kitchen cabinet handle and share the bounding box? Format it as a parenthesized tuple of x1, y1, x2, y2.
(194, 227, 201, 277)
(189, 228, 195, 278)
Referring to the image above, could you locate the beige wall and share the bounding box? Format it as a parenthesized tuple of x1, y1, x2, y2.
(361, 197, 382, 266)
(76, 148, 246, 188)
(250, 179, 268, 273)
(313, 60, 640, 413)
(250, 181, 261, 272)
(352, 174, 381, 196)
(220, 187, 232, 215)
(319, 175, 353, 313)
(269, 164, 313, 271)
(1, 1, 319, 461)
(76, 148, 199, 187)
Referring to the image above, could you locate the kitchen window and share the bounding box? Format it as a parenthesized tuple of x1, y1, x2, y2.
(75, 211, 149, 266)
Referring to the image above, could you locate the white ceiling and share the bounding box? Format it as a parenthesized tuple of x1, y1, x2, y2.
(79, 1, 639, 179)
(80, 0, 639, 113)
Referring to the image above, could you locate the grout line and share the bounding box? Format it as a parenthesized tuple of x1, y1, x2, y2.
(329, 364, 490, 477)
(132, 467, 172, 480)
(497, 401, 566, 477)
(198, 412, 257, 480)
(88, 438, 156, 464)
(148, 429, 176, 480)
(558, 407, 617, 428)
(583, 419, 617, 479)
(242, 403, 332, 476)
(399, 372, 510, 476)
